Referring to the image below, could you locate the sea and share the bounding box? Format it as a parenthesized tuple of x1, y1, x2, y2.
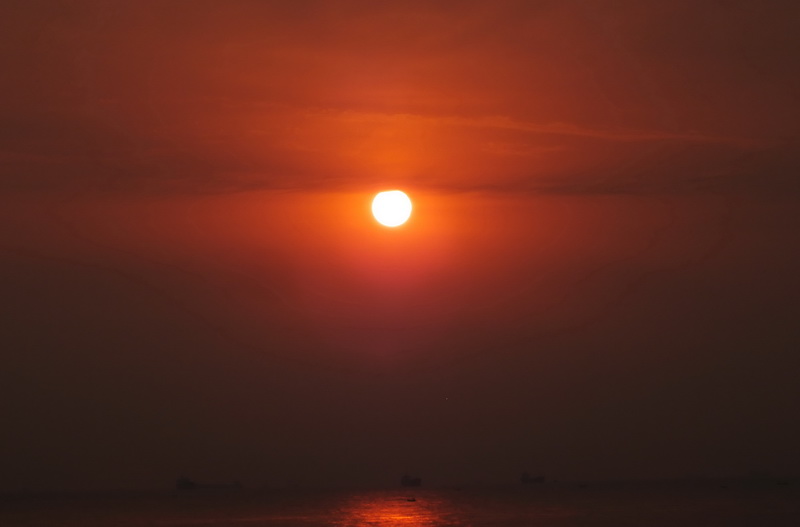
(2, 482, 799, 526)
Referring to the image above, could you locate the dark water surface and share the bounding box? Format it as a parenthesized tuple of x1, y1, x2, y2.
(2, 484, 799, 526)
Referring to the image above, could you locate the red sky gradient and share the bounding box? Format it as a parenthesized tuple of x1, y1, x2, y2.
(1, 1, 799, 491)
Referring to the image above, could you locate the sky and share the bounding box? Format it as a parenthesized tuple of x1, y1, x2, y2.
(1, 0, 799, 491)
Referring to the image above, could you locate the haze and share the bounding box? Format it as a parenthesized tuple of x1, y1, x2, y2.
(1, 0, 799, 491)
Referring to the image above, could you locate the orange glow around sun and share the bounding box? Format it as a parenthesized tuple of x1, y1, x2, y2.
(372, 190, 412, 227)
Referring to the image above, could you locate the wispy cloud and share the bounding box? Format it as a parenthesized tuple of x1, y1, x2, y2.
(323, 109, 762, 147)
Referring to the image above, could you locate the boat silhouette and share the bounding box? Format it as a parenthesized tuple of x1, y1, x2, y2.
(520, 472, 545, 484)
(175, 477, 242, 491)
(401, 474, 422, 487)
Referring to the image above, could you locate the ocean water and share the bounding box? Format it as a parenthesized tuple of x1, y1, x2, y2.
(2, 483, 799, 526)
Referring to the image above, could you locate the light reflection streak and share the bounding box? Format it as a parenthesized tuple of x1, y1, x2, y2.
(332, 492, 456, 527)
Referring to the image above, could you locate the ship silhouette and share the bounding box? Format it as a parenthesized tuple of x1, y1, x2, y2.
(520, 472, 545, 484)
(175, 477, 242, 491)
(401, 474, 422, 487)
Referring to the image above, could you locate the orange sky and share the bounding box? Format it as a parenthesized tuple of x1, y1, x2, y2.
(1, 1, 799, 491)
(2, 1, 798, 195)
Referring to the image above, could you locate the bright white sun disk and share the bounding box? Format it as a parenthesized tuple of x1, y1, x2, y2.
(372, 190, 412, 227)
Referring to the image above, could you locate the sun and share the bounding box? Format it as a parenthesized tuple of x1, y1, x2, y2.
(372, 190, 412, 227)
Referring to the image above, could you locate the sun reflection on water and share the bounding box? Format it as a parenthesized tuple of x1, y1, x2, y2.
(333, 492, 454, 527)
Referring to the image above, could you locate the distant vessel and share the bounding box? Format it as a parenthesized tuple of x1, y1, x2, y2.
(175, 477, 242, 491)
(401, 475, 422, 487)
(176, 477, 196, 490)
(520, 472, 545, 485)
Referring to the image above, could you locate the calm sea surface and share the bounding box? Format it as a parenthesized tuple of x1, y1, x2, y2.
(2, 484, 799, 526)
